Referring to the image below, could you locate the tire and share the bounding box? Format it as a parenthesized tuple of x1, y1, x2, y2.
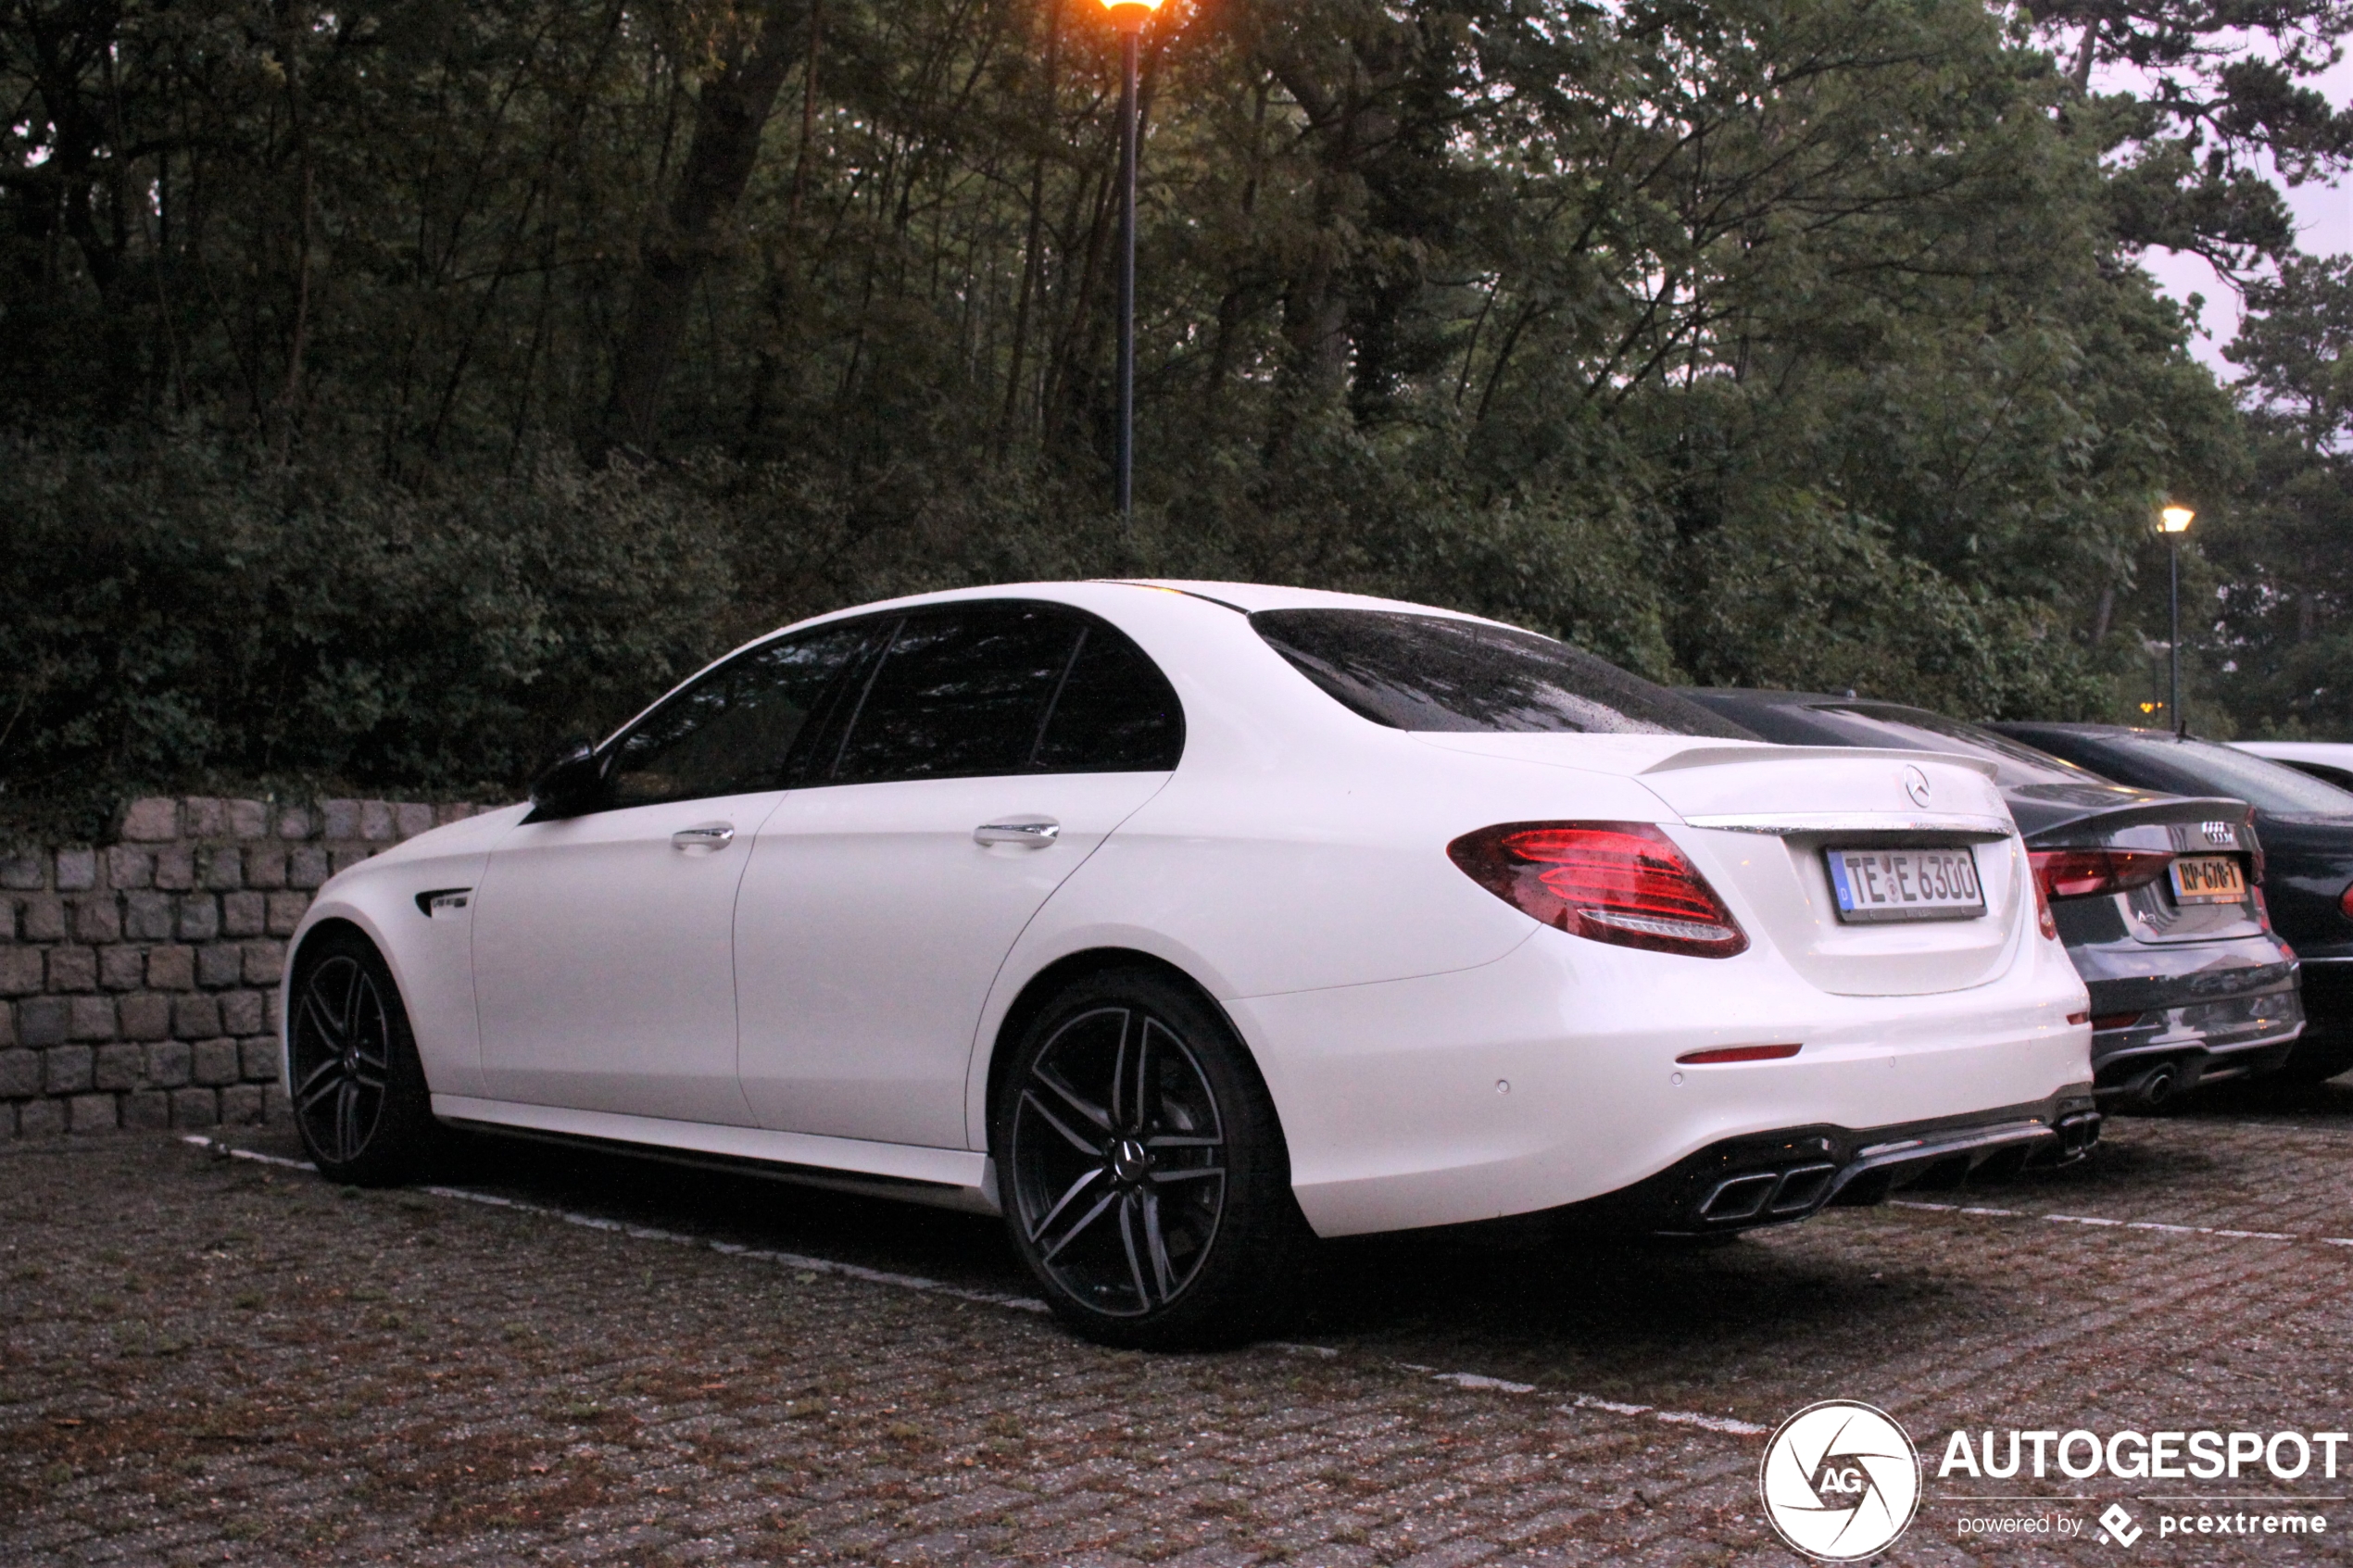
(993, 967, 1310, 1349)
(286, 926, 438, 1185)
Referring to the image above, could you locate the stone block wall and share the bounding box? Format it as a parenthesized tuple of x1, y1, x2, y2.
(0, 796, 494, 1136)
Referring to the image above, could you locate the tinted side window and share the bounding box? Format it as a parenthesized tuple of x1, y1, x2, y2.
(1829, 705, 2097, 789)
(831, 608, 1081, 784)
(2110, 735, 2353, 817)
(1680, 696, 1843, 747)
(1252, 608, 1754, 738)
(1726, 701, 2090, 789)
(605, 624, 874, 809)
(1035, 624, 1185, 771)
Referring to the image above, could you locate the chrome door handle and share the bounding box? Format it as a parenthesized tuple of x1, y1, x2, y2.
(671, 822, 736, 850)
(975, 819, 1060, 847)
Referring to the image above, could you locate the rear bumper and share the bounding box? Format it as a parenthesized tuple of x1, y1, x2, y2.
(1537, 1090, 2101, 1236)
(1240, 921, 2094, 1238)
(2088, 980, 2304, 1097)
(2296, 956, 2353, 1036)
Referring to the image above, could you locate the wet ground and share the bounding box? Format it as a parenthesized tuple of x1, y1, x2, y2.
(4, 1078, 2350, 1564)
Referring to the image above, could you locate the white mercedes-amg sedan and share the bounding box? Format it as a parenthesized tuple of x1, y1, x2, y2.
(282, 582, 2098, 1347)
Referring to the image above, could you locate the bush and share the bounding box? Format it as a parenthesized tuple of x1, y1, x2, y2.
(0, 431, 736, 812)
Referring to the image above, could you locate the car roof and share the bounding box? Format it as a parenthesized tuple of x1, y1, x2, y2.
(1992, 721, 2154, 737)
(1686, 688, 1910, 709)
(600, 580, 1518, 751)
(774, 578, 1504, 633)
(2235, 739, 2353, 758)
(1111, 580, 1502, 621)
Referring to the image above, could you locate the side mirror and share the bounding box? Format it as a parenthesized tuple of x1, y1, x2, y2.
(528, 742, 607, 820)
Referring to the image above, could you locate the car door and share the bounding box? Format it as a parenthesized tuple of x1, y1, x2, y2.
(470, 622, 875, 1123)
(734, 602, 1183, 1148)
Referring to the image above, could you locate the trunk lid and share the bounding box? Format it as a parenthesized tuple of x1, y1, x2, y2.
(1419, 735, 2030, 996)
(2022, 792, 2268, 946)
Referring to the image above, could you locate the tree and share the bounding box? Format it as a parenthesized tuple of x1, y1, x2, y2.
(2023, 0, 2353, 270)
(2208, 253, 2353, 733)
(0, 0, 2266, 800)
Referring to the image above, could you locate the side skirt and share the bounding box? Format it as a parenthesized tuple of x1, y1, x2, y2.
(429, 1095, 1000, 1216)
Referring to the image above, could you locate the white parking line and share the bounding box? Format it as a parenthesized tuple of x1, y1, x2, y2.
(1890, 1198, 2347, 1248)
(181, 1136, 1769, 1439)
(174, 1135, 1051, 1312)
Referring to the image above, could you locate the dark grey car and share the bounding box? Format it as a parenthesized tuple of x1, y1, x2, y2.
(1682, 691, 2303, 1109)
(1993, 723, 2353, 1084)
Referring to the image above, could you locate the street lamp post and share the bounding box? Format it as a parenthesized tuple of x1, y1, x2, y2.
(1099, 0, 1162, 518)
(2160, 504, 2196, 736)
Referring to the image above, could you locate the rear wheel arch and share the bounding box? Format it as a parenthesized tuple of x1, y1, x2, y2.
(986, 949, 1310, 1347)
(984, 948, 1284, 1158)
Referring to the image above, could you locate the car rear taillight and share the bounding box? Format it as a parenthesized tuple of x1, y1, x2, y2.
(1447, 822, 1748, 959)
(2029, 849, 2174, 900)
(2029, 866, 2058, 941)
(2339, 883, 2353, 922)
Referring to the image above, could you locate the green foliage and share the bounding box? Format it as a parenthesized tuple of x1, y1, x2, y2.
(2208, 255, 2353, 735)
(0, 432, 736, 801)
(0, 0, 2302, 800)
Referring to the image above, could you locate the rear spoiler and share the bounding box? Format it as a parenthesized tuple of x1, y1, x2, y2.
(2027, 797, 2258, 847)
(1642, 744, 1999, 782)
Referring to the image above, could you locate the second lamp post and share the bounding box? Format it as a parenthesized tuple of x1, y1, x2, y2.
(2160, 503, 2195, 736)
(1101, 0, 1162, 517)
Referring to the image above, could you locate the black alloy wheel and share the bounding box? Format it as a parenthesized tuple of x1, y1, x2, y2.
(998, 968, 1308, 1348)
(287, 928, 436, 1185)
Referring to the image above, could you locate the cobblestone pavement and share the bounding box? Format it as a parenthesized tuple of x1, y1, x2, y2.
(4, 1081, 2352, 1566)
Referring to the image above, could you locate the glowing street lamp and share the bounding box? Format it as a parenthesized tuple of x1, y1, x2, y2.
(2160, 504, 2195, 736)
(1099, 0, 1164, 518)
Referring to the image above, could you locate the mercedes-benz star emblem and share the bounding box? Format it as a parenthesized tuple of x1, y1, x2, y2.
(1901, 764, 1932, 808)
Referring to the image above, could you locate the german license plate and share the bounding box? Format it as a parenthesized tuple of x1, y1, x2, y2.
(1826, 847, 1985, 923)
(2170, 855, 2246, 905)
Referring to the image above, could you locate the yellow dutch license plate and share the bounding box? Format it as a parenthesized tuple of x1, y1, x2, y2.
(2170, 855, 2246, 905)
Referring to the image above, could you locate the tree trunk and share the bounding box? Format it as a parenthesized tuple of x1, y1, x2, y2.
(601, 0, 812, 457)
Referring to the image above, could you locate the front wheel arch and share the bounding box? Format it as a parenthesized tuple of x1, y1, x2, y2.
(284, 920, 438, 1185)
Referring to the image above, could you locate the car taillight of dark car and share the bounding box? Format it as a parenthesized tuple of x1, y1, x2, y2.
(2028, 848, 2174, 900)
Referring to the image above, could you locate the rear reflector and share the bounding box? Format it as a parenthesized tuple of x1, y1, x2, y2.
(2030, 848, 2174, 901)
(2066, 1011, 2089, 1026)
(2090, 1011, 2144, 1032)
(1676, 1043, 1801, 1064)
(1447, 822, 1748, 959)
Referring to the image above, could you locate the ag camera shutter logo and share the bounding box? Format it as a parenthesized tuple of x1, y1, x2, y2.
(1759, 1400, 1922, 1560)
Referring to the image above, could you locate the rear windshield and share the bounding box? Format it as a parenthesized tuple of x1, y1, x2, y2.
(1775, 703, 2095, 791)
(2108, 734, 2353, 818)
(1251, 609, 1754, 738)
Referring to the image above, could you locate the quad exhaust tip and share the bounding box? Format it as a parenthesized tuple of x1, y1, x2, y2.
(1697, 1162, 1839, 1223)
(1691, 1111, 2100, 1228)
